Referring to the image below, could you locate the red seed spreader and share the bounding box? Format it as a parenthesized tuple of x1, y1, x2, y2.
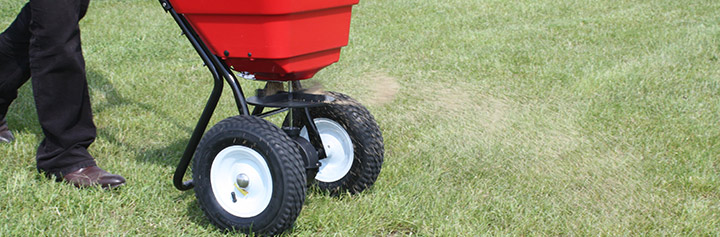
(158, 0, 384, 235)
(172, 0, 358, 80)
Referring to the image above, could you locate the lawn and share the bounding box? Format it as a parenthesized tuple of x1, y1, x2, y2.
(1, 0, 719, 235)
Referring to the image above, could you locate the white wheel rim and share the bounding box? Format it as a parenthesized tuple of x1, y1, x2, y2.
(301, 118, 353, 182)
(210, 145, 273, 218)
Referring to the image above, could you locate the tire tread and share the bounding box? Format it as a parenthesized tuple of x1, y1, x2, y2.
(193, 115, 306, 235)
(311, 92, 384, 195)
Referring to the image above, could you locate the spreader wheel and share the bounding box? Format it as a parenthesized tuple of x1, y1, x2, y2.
(301, 92, 384, 195)
(193, 115, 306, 235)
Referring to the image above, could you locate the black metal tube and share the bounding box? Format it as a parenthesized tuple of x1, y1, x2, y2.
(216, 59, 250, 116)
(166, 4, 224, 191)
(163, 0, 247, 117)
(251, 106, 265, 116)
(302, 108, 327, 159)
(258, 108, 288, 118)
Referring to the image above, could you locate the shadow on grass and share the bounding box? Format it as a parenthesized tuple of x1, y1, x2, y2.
(184, 197, 216, 229)
(5, 69, 197, 155)
(86, 69, 211, 223)
(0, 53, 218, 231)
(87, 69, 197, 166)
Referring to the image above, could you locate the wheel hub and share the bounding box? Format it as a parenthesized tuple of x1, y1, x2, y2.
(236, 173, 249, 188)
(211, 145, 273, 217)
(301, 118, 354, 182)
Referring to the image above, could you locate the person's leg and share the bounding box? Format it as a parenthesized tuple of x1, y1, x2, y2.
(0, 3, 32, 120)
(0, 0, 123, 188)
(0, 4, 33, 143)
(27, 0, 97, 177)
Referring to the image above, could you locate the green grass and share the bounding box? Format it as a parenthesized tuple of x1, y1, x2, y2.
(1, 0, 719, 235)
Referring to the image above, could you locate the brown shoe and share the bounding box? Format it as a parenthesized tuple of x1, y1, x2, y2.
(0, 118, 14, 143)
(63, 166, 126, 189)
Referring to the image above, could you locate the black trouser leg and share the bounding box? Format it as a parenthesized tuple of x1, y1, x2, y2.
(0, 4, 32, 119)
(0, 0, 96, 177)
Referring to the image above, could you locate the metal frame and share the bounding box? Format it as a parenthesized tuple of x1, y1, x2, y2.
(159, 0, 326, 191)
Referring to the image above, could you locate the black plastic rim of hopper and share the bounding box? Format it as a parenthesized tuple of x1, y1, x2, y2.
(247, 92, 335, 108)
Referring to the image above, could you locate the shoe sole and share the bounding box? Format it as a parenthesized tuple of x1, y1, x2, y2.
(103, 182, 126, 190)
